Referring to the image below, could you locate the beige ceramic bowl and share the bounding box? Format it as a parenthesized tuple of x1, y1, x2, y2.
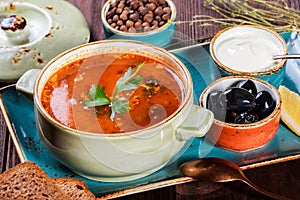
(31, 40, 213, 182)
(200, 76, 281, 152)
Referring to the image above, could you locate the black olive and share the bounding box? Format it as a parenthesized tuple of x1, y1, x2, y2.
(205, 79, 276, 124)
(223, 87, 256, 113)
(233, 112, 259, 124)
(207, 90, 226, 121)
(255, 90, 276, 120)
(207, 90, 222, 109)
(230, 79, 257, 96)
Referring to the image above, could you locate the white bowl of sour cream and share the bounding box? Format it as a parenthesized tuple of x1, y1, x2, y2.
(210, 25, 288, 88)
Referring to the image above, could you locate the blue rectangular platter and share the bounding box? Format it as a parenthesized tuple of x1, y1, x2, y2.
(1, 33, 300, 198)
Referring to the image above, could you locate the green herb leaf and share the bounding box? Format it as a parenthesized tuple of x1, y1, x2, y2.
(88, 84, 97, 98)
(83, 99, 110, 107)
(121, 76, 143, 91)
(110, 97, 130, 119)
(83, 62, 145, 120)
(112, 62, 145, 100)
(83, 84, 110, 107)
(90, 85, 108, 99)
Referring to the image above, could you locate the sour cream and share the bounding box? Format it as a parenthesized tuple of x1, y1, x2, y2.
(212, 26, 286, 72)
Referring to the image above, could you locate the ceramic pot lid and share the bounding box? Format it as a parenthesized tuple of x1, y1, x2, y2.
(0, 0, 90, 82)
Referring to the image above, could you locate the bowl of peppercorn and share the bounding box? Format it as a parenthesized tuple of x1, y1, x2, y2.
(101, 0, 176, 47)
(199, 76, 281, 152)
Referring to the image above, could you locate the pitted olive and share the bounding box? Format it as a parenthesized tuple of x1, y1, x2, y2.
(206, 79, 275, 124)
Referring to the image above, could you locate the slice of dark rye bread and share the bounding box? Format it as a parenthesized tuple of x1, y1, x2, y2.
(0, 162, 96, 200)
(0, 162, 68, 200)
(53, 178, 96, 200)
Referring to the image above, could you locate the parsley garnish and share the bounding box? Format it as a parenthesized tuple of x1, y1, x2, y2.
(83, 62, 144, 119)
(83, 84, 110, 107)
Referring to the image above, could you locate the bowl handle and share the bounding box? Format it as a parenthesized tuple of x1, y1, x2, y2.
(176, 105, 214, 141)
(16, 69, 41, 97)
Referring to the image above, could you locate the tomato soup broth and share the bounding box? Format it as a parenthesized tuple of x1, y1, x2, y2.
(41, 53, 185, 134)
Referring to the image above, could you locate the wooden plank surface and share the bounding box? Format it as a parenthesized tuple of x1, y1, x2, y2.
(1, 0, 300, 199)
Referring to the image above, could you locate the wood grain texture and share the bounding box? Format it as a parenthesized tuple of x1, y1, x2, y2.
(1, 0, 300, 199)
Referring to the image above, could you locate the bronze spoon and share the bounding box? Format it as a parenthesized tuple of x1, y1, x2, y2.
(180, 158, 291, 200)
(273, 54, 300, 60)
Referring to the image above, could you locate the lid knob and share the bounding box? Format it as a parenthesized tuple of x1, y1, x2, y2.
(1, 15, 27, 31)
(0, 15, 29, 45)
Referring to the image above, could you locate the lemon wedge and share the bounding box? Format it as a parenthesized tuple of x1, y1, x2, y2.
(278, 85, 300, 136)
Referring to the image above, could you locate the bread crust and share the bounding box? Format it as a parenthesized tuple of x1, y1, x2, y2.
(53, 178, 96, 200)
(0, 162, 68, 200)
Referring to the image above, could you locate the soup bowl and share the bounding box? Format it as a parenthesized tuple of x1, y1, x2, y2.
(199, 76, 281, 152)
(210, 25, 288, 88)
(30, 40, 213, 182)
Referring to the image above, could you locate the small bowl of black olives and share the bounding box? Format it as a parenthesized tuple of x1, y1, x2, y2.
(199, 76, 281, 152)
(101, 0, 176, 47)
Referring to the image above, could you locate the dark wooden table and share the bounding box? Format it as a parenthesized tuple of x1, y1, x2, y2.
(1, 0, 300, 199)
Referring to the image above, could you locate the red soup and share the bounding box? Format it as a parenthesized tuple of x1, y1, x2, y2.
(41, 53, 185, 134)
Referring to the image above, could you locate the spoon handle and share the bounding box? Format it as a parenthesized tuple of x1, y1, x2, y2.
(273, 54, 300, 60)
(241, 178, 292, 200)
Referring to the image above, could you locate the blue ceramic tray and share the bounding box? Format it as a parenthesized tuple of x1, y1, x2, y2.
(1, 33, 300, 199)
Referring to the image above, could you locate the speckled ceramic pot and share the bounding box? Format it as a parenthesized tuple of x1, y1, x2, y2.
(101, 0, 176, 47)
(0, 0, 89, 82)
(199, 76, 281, 152)
(210, 25, 288, 88)
(32, 40, 213, 182)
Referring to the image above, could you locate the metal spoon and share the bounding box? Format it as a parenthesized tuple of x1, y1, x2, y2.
(180, 158, 291, 200)
(273, 54, 300, 60)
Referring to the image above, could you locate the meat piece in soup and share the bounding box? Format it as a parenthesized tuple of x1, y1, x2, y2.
(41, 53, 184, 134)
